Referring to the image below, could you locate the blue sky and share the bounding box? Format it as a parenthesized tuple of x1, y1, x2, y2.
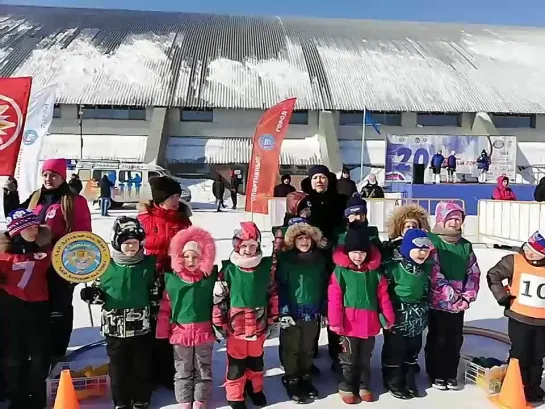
(3, 0, 545, 26)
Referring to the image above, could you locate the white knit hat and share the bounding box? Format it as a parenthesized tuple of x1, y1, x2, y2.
(182, 241, 201, 256)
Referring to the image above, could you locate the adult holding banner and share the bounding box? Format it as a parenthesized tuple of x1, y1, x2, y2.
(3, 158, 92, 367)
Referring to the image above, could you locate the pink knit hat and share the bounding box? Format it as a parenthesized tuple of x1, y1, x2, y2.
(42, 158, 67, 180)
(434, 201, 465, 226)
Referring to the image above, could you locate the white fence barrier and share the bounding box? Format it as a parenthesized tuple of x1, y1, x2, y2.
(478, 200, 545, 246)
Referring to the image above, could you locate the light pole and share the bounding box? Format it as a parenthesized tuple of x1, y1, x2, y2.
(78, 105, 83, 161)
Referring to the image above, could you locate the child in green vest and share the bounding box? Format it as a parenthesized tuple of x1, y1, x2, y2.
(212, 222, 279, 409)
(425, 202, 481, 390)
(381, 229, 433, 400)
(272, 191, 312, 255)
(328, 225, 395, 404)
(156, 226, 217, 409)
(80, 216, 159, 409)
(382, 203, 431, 262)
(276, 220, 328, 403)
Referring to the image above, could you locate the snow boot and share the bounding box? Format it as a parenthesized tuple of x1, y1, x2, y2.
(359, 388, 373, 402)
(387, 384, 412, 400)
(406, 366, 420, 397)
(244, 381, 267, 406)
(432, 378, 448, 390)
(133, 403, 150, 409)
(227, 401, 247, 409)
(338, 390, 359, 404)
(525, 386, 545, 403)
(446, 378, 459, 390)
(300, 374, 318, 399)
(193, 401, 206, 409)
(178, 404, 192, 409)
(282, 376, 306, 403)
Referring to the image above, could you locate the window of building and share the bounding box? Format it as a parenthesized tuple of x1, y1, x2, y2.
(290, 110, 308, 125)
(81, 105, 146, 120)
(119, 171, 143, 184)
(181, 108, 213, 122)
(417, 112, 461, 127)
(492, 113, 536, 128)
(368, 111, 402, 126)
(339, 111, 363, 126)
(53, 103, 61, 119)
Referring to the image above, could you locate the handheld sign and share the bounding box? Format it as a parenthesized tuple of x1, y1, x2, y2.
(52, 231, 111, 283)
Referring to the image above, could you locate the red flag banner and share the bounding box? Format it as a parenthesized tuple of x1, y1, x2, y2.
(0, 77, 32, 176)
(245, 98, 297, 214)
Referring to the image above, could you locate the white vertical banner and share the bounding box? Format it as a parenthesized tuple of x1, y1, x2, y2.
(14, 85, 56, 199)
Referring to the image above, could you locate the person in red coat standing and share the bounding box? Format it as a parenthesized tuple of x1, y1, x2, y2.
(137, 175, 192, 390)
(2, 158, 92, 368)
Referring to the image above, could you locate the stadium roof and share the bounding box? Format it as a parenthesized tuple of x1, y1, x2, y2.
(1, 5, 545, 113)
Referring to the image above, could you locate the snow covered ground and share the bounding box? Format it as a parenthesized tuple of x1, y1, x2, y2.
(0, 206, 540, 408)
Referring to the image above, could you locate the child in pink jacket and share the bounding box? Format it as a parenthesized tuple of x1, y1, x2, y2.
(156, 226, 218, 409)
(328, 225, 395, 404)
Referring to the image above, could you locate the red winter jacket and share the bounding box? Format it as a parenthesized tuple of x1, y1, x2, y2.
(0, 227, 53, 302)
(492, 176, 517, 201)
(137, 201, 192, 274)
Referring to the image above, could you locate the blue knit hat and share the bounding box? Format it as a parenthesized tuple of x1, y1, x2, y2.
(6, 208, 40, 237)
(345, 194, 367, 218)
(400, 229, 433, 261)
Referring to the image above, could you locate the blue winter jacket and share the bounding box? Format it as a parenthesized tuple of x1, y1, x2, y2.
(447, 155, 457, 169)
(431, 153, 445, 169)
(477, 154, 490, 171)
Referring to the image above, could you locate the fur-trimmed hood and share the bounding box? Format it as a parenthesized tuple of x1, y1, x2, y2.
(169, 226, 216, 280)
(386, 204, 431, 239)
(332, 244, 382, 271)
(0, 226, 53, 253)
(283, 223, 327, 251)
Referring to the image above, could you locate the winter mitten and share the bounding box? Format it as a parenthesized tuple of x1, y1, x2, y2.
(80, 286, 103, 303)
(267, 323, 280, 339)
(279, 316, 296, 329)
(498, 294, 516, 308)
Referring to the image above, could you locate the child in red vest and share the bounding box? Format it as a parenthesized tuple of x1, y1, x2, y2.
(0, 209, 52, 409)
(487, 230, 545, 403)
(328, 225, 395, 404)
(156, 226, 218, 409)
(213, 222, 279, 409)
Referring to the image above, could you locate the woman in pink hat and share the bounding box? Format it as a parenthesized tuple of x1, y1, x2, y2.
(2, 157, 92, 366)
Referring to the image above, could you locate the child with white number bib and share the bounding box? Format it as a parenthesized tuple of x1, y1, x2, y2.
(487, 230, 545, 403)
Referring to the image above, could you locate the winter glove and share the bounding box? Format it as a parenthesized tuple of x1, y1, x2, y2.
(279, 316, 296, 329)
(498, 295, 516, 308)
(452, 296, 470, 312)
(267, 323, 280, 339)
(80, 286, 104, 303)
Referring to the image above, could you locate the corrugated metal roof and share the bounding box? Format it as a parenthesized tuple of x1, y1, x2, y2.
(165, 137, 321, 165)
(2, 5, 545, 112)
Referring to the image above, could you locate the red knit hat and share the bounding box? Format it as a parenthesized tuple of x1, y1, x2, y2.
(232, 222, 261, 250)
(42, 158, 67, 180)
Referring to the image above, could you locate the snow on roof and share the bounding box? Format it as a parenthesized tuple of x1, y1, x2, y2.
(3, 5, 545, 112)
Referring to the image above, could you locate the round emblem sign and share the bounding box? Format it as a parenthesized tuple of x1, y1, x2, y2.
(0, 94, 23, 151)
(258, 134, 275, 151)
(23, 130, 38, 145)
(52, 232, 111, 283)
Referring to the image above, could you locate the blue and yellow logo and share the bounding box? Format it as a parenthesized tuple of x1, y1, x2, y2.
(52, 232, 110, 283)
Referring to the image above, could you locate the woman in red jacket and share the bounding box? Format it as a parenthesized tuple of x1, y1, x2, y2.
(137, 175, 192, 389)
(2, 158, 92, 367)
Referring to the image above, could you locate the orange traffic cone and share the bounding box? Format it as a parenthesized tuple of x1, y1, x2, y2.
(53, 369, 80, 409)
(489, 358, 533, 409)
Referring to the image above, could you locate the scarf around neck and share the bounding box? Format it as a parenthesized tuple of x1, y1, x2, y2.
(111, 248, 145, 266)
(432, 225, 462, 244)
(230, 251, 263, 269)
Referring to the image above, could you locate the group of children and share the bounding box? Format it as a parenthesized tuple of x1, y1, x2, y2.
(3, 189, 545, 409)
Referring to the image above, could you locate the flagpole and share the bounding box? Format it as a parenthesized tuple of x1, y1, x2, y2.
(360, 108, 367, 182)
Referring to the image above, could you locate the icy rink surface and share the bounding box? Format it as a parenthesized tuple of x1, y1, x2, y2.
(0, 205, 541, 408)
